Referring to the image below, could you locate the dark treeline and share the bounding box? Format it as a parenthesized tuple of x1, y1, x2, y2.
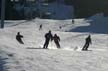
(5, 0, 18, 20)
(0, 0, 108, 20)
(0, 0, 56, 20)
(0, 0, 19, 20)
(65, 0, 108, 18)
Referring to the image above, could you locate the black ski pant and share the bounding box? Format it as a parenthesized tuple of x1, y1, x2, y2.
(54, 41, 60, 48)
(16, 39, 24, 44)
(82, 43, 89, 50)
(43, 40, 49, 49)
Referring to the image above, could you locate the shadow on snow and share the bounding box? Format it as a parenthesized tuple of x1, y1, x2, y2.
(68, 17, 108, 34)
(0, 57, 8, 71)
(26, 47, 43, 49)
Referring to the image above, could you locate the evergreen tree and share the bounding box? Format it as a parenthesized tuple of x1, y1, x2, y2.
(0, 0, 1, 19)
(5, 0, 14, 19)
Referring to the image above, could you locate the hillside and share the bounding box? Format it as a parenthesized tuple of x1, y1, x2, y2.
(0, 14, 108, 71)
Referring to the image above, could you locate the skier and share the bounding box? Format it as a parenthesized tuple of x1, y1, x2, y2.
(43, 30, 53, 49)
(16, 32, 24, 44)
(59, 26, 62, 29)
(82, 35, 92, 51)
(39, 24, 42, 30)
(72, 19, 74, 24)
(53, 34, 61, 48)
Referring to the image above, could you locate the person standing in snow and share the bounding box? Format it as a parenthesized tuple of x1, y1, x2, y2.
(82, 35, 92, 51)
(16, 32, 24, 44)
(53, 34, 61, 48)
(59, 26, 62, 29)
(72, 19, 74, 24)
(43, 30, 53, 49)
(39, 24, 42, 30)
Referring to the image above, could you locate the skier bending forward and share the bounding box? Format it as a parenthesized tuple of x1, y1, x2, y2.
(53, 34, 61, 48)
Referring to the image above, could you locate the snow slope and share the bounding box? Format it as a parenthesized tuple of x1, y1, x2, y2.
(0, 14, 108, 71)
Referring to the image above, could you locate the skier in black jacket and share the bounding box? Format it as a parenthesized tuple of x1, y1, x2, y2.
(16, 32, 24, 44)
(39, 24, 42, 30)
(43, 30, 53, 49)
(82, 35, 92, 51)
(53, 34, 60, 48)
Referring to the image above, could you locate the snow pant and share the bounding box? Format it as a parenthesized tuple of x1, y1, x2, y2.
(82, 42, 89, 50)
(43, 40, 49, 49)
(16, 39, 24, 44)
(39, 27, 42, 30)
(54, 41, 60, 48)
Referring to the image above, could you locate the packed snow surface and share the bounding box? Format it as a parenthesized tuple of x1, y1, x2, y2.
(0, 14, 108, 71)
